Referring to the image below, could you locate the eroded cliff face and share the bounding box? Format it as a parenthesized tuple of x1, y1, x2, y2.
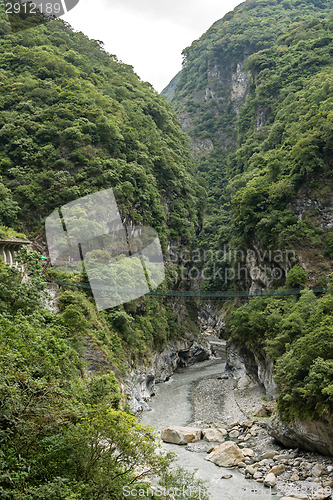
(291, 186, 333, 231)
(235, 183, 333, 292)
(287, 185, 333, 284)
(225, 342, 278, 400)
(122, 338, 211, 413)
(198, 302, 225, 337)
(269, 414, 333, 457)
(231, 62, 252, 115)
(244, 243, 295, 293)
(225, 342, 333, 457)
(176, 58, 252, 156)
(83, 329, 211, 414)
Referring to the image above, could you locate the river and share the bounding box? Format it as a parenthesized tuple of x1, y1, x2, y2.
(140, 358, 280, 500)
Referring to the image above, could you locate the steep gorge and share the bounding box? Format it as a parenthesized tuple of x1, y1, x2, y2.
(163, 0, 333, 457)
(0, 1, 333, 497)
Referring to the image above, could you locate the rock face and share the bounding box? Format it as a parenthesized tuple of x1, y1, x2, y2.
(225, 343, 277, 399)
(161, 426, 202, 445)
(291, 190, 333, 230)
(225, 343, 256, 387)
(123, 338, 211, 413)
(268, 413, 333, 457)
(205, 441, 245, 467)
(231, 62, 251, 113)
(175, 58, 252, 154)
(198, 303, 225, 338)
(226, 343, 333, 458)
(253, 353, 278, 400)
(245, 243, 292, 295)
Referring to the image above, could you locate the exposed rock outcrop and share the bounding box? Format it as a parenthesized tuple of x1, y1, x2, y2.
(225, 343, 278, 399)
(198, 303, 225, 337)
(291, 190, 333, 230)
(269, 414, 333, 457)
(123, 338, 211, 413)
(226, 343, 333, 457)
(253, 353, 278, 400)
(245, 243, 294, 294)
(231, 62, 251, 114)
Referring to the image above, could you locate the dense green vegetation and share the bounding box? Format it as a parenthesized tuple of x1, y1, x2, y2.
(0, 254, 208, 499)
(0, 14, 204, 246)
(230, 18, 333, 251)
(226, 283, 333, 421)
(167, 0, 333, 256)
(1, 0, 333, 491)
(165, 0, 333, 425)
(0, 10, 201, 363)
(0, 13, 208, 499)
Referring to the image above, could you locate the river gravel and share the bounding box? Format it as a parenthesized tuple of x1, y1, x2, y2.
(141, 358, 278, 500)
(141, 344, 333, 500)
(186, 357, 333, 500)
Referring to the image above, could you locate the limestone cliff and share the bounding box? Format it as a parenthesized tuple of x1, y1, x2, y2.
(123, 338, 211, 413)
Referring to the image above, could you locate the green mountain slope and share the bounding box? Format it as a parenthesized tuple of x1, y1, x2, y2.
(0, 15, 209, 498)
(166, 0, 333, 266)
(0, 16, 204, 246)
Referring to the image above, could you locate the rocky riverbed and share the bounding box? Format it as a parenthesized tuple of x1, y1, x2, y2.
(140, 333, 332, 499)
(167, 356, 333, 500)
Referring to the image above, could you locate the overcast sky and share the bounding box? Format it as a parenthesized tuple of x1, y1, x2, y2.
(63, 0, 243, 92)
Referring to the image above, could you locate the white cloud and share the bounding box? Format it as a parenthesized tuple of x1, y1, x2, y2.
(63, 0, 242, 92)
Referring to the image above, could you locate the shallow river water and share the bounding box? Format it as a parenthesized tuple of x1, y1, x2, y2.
(141, 359, 280, 500)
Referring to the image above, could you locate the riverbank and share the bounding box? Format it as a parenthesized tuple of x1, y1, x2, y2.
(141, 336, 332, 499)
(185, 356, 333, 500)
(140, 358, 274, 499)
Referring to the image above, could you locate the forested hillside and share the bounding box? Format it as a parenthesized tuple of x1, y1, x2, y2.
(0, 14, 204, 246)
(0, 13, 207, 499)
(165, 0, 333, 261)
(164, 0, 333, 437)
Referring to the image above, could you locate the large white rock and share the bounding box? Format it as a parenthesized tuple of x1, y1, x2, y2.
(202, 428, 227, 442)
(161, 426, 201, 445)
(205, 441, 244, 467)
